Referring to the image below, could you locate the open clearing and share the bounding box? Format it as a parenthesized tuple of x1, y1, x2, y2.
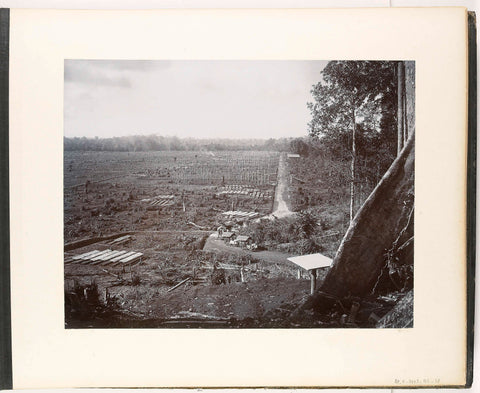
(64, 150, 329, 327)
(64, 150, 278, 241)
(64, 149, 402, 328)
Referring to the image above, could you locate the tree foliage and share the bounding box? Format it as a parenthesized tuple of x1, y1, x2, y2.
(307, 61, 398, 200)
(308, 61, 396, 142)
(244, 213, 324, 255)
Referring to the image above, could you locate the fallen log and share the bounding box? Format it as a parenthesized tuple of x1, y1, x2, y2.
(318, 231, 341, 239)
(101, 268, 123, 281)
(167, 277, 191, 292)
(188, 221, 208, 230)
(292, 176, 306, 184)
(64, 231, 135, 251)
(160, 320, 229, 327)
(174, 311, 227, 321)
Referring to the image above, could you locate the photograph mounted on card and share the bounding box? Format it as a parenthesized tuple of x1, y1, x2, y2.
(6, 7, 471, 388)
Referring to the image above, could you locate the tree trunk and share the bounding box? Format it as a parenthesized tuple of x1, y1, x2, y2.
(397, 61, 405, 156)
(376, 290, 413, 328)
(320, 131, 414, 298)
(350, 107, 356, 222)
(403, 72, 408, 144)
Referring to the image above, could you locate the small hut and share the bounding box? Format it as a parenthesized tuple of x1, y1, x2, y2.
(235, 235, 253, 248)
(220, 231, 237, 243)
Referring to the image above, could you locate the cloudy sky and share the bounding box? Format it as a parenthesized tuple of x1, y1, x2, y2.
(64, 60, 327, 139)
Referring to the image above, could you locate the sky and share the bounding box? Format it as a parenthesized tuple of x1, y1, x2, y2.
(64, 60, 328, 139)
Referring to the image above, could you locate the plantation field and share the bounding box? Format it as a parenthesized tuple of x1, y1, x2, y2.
(64, 150, 279, 188)
(64, 150, 279, 243)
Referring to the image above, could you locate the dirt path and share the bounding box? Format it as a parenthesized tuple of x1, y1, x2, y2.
(269, 153, 294, 219)
(203, 234, 294, 265)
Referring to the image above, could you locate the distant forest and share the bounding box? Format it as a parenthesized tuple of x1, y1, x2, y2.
(64, 135, 295, 152)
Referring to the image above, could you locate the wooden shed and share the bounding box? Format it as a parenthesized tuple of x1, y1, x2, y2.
(235, 235, 253, 248)
(221, 231, 237, 242)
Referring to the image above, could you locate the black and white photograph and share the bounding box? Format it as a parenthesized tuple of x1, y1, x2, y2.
(63, 59, 415, 329)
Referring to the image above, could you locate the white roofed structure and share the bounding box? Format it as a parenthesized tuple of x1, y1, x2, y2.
(287, 253, 333, 294)
(287, 253, 333, 271)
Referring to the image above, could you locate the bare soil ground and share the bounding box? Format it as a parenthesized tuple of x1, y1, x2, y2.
(64, 150, 398, 328)
(64, 231, 322, 328)
(65, 150, 322, 328)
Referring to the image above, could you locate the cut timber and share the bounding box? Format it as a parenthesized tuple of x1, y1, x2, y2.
(91, 250, 128, 265)
(109, 251, 136, 263)
(67, 249, 101, 263)
(320, 132, 414, 298)
(99, 250, 127, 261)
(91, 250, 116, 261)
(80, 249, 111, 263)
(72, 250, 100, 260)
(116, 252, 143, 265)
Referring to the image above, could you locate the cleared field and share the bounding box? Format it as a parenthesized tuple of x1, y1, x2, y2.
(63, 150, 400, 328)
(64, 231, 315, 328)
(63, 150, 311, 328)
(64, 150, 278, 243)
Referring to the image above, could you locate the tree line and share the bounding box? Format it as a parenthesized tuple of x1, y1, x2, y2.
(64, 135, 295, 152)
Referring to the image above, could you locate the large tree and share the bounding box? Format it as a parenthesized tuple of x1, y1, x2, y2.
(307, 61, 397, 220)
